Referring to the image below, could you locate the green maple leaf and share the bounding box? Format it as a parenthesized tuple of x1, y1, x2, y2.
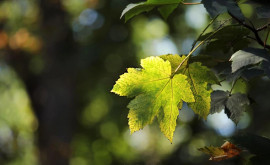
(111, 56, 194, 142)
(160, 55, 218, 119)
(186, 62, 218, 119)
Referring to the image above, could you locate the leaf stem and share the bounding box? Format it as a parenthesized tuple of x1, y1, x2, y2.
(191, 15, 219, 51)
(264, 26, 270, 48)
(230, 80, 237, 93)
(182, 2, 202, 5)
(257, 22, 270, 32)
(172, 24, 222, 77)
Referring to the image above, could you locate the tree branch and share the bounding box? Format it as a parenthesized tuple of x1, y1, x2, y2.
(264, 28, 270, 48)
(229, 13, 270, 49)
(257, 22, 270, 32)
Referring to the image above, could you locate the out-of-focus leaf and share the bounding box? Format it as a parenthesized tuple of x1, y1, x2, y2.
(112, 56, 194, 142)
(199, 25, 250, 54)
(203, 38, 250, 56)
(121, 3, 155, 22)
(231, 78, 248, 94)
(226, 68, 243, 84)
(245, 0, 270, 4)
(249, 156, 270, 165)
(244, 0, 270, 18)
(230, 133, 270, 164)
(121, 0, 184, 21)
(214, 62, 231, 76)
(226, 66, 264, 84)
(158, 4, 179, 20)
(230, 133, 270, 156)
(230, 47, 270, 73)
(241, 67, 265, 80)
(232, 38, 251, 52)
(199, 25, 250, 41)
(198, 141, 241, 161)
(206, 40, 232, 54)
(201, 0, 245, 20)
(210, 91, 249, 124)
(262, 61, 270, 78)
(256, 6, 270, 18)
(190, 55, 220, 68)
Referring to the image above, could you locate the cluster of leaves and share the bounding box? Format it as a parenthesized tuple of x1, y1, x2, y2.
(245, 0, 270, 18)
(112, 0, 270, 162)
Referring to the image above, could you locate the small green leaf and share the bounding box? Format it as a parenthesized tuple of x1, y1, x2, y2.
(158, 4, 179, 20)
(121, 0, 184, 21)
(231, 78, 248, 94)
(121, 3, 155, 22)
(112, 56, 194, 142)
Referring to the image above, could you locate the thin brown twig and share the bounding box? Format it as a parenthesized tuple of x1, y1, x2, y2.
(257, 22, 270, 32)
(230, 80, 237, 93)
(191, 15, 219, 51)
(172, 27, 222, 77)
(229, 13, 270, 49)
(182, 2, 202, 5)
(246, 36, 257, 41)
(264, 27, 270, 48)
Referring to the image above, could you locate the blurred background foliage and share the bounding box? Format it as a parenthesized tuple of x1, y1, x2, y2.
(0, 0, 269, 164)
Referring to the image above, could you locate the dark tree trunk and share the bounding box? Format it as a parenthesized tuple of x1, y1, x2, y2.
(4, 0, 77, 164)
(35, 0, 77, 164)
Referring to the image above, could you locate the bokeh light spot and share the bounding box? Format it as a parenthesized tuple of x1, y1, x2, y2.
(206, 110, 236, 137)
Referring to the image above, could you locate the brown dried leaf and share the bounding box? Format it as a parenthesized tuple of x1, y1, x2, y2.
(198, 141, 241, 161)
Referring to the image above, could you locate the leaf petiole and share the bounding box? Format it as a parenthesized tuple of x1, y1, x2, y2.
(182, 2, 202, 5)
(172, 26, 221, 77)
